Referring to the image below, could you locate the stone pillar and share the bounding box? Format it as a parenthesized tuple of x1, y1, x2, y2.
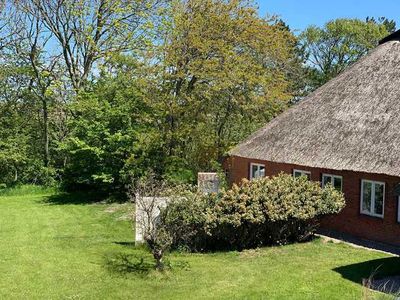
(198, 172, 220, 194)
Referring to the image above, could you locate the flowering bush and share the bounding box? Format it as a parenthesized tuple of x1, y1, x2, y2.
(208, 173, 345, 249)
(162, 173, 345, 251)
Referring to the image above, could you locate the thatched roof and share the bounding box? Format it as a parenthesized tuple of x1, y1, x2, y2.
(230, 33, 400, 177)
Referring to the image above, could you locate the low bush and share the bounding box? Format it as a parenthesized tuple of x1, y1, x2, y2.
(161, 173, 345, 251)
(161, 188, 213, 251)
(207, 174, 345, 249)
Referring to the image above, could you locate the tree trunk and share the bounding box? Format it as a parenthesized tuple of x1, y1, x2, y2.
(13, 166, 18, 182)
(42, 98, 49, 167)
(153, 249, 164, 270)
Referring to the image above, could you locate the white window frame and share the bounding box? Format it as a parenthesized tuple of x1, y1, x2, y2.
(360, 179, 385, 219)
(398, 196, 400, 223)
(293, 169, 311, 179)
(249, 163, 265, 180)
(322, 173, 343, 191)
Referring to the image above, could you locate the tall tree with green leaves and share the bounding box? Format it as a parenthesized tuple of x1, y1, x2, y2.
(0, 0, 165, 187)
(145, 0, 300, 179)
(0, 0, 305, 192)
(300, 18, 394, 89)
(366, 16, 396, 34)
(0, 56, 55, 185)
(58, 55, 152, 192)
(0, 3, 67, 170)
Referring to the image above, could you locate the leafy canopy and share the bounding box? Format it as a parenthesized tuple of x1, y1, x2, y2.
(300, 18, 393, 88)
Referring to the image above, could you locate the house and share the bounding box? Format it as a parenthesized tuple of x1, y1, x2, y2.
(224, 30, 400, 247)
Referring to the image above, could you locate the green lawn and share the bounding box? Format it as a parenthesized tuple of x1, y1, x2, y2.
(0, 188, 398, 299)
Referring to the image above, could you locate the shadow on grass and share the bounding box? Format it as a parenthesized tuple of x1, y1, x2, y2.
(333, 257, 400, 284)
(114, 241, 136, 247)
(104, 252, 190, 277)
(104, 253, 156, 276)
(41, 192, 105, 205)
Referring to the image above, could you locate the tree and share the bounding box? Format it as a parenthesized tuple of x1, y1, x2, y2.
(16, 17, 60, 167)
(366, 16, 396, 34)
(300, 18, 393, 89)
(0, 4, 66, 170)
(129, 174, 172, 270)
(0, 2, 27, 50)
(0, 0, 164, 185)
(59, 63, 149, 193)
(146, 0, 300, 178)
(0, 62, 55, 185)
(17, 0, 165, 91)
(0, 102, 30, 184)
(0, 0, 305, 191)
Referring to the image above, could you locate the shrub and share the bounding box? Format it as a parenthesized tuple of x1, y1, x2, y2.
(207, 173, 345, 249)
(135, 172, 345, 254)
(161, 173, 345, 251)
(160, 187, 212, 251)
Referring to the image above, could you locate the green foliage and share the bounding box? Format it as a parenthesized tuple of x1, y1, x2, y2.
(162, 157, 196, 184)
(0, 65, 56, 186)
(162, 174, 345, 251)
(207, 174, 345, 248)
(147, 0, 300, 174)
(0, 2, 395, 196)
(366, 16, 396, 33)
(161, 187, 211, 251)
(59, 69, 148, 193)
(57, 0, 301, 193)
(300, 18, 393, 89)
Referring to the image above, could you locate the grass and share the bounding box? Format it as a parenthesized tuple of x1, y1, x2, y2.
(0, 187, 398, 299)
(0, 184, 57, 196)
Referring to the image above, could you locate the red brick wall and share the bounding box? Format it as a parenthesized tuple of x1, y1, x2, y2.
(224, 155, 400, 246)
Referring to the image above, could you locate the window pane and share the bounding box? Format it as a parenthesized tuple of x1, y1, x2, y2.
(333, 177, 342, 191)
(362, 181, 372, 213)
(251, 165, 265, 179)
(294, 171, 302, 178)
(251, 165, 258, 178)
(259, 166, 265, 178)
(295, 171, 310, 180)
(374, 183, 384, 216)
(322, 175, 331, 187)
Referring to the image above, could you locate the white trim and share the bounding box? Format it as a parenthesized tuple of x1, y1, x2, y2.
(249, 163, 265, 180)
(293, 169, 311, 179)
(322, 173, 343, 191)
(398, 196, 400, 223)
(360, 179, 385, 219)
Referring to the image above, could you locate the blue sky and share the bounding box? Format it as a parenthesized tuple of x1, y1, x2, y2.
(258, 0, 400, 33)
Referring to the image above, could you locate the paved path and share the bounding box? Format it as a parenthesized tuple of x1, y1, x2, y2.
(317, 229, 400, 256)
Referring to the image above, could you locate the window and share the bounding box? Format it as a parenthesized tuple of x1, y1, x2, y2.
(250, 163, 265, 180)
(322, 174, 343, 191)
(293, 169, 311, 180)
(360, 180, 385, 218)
